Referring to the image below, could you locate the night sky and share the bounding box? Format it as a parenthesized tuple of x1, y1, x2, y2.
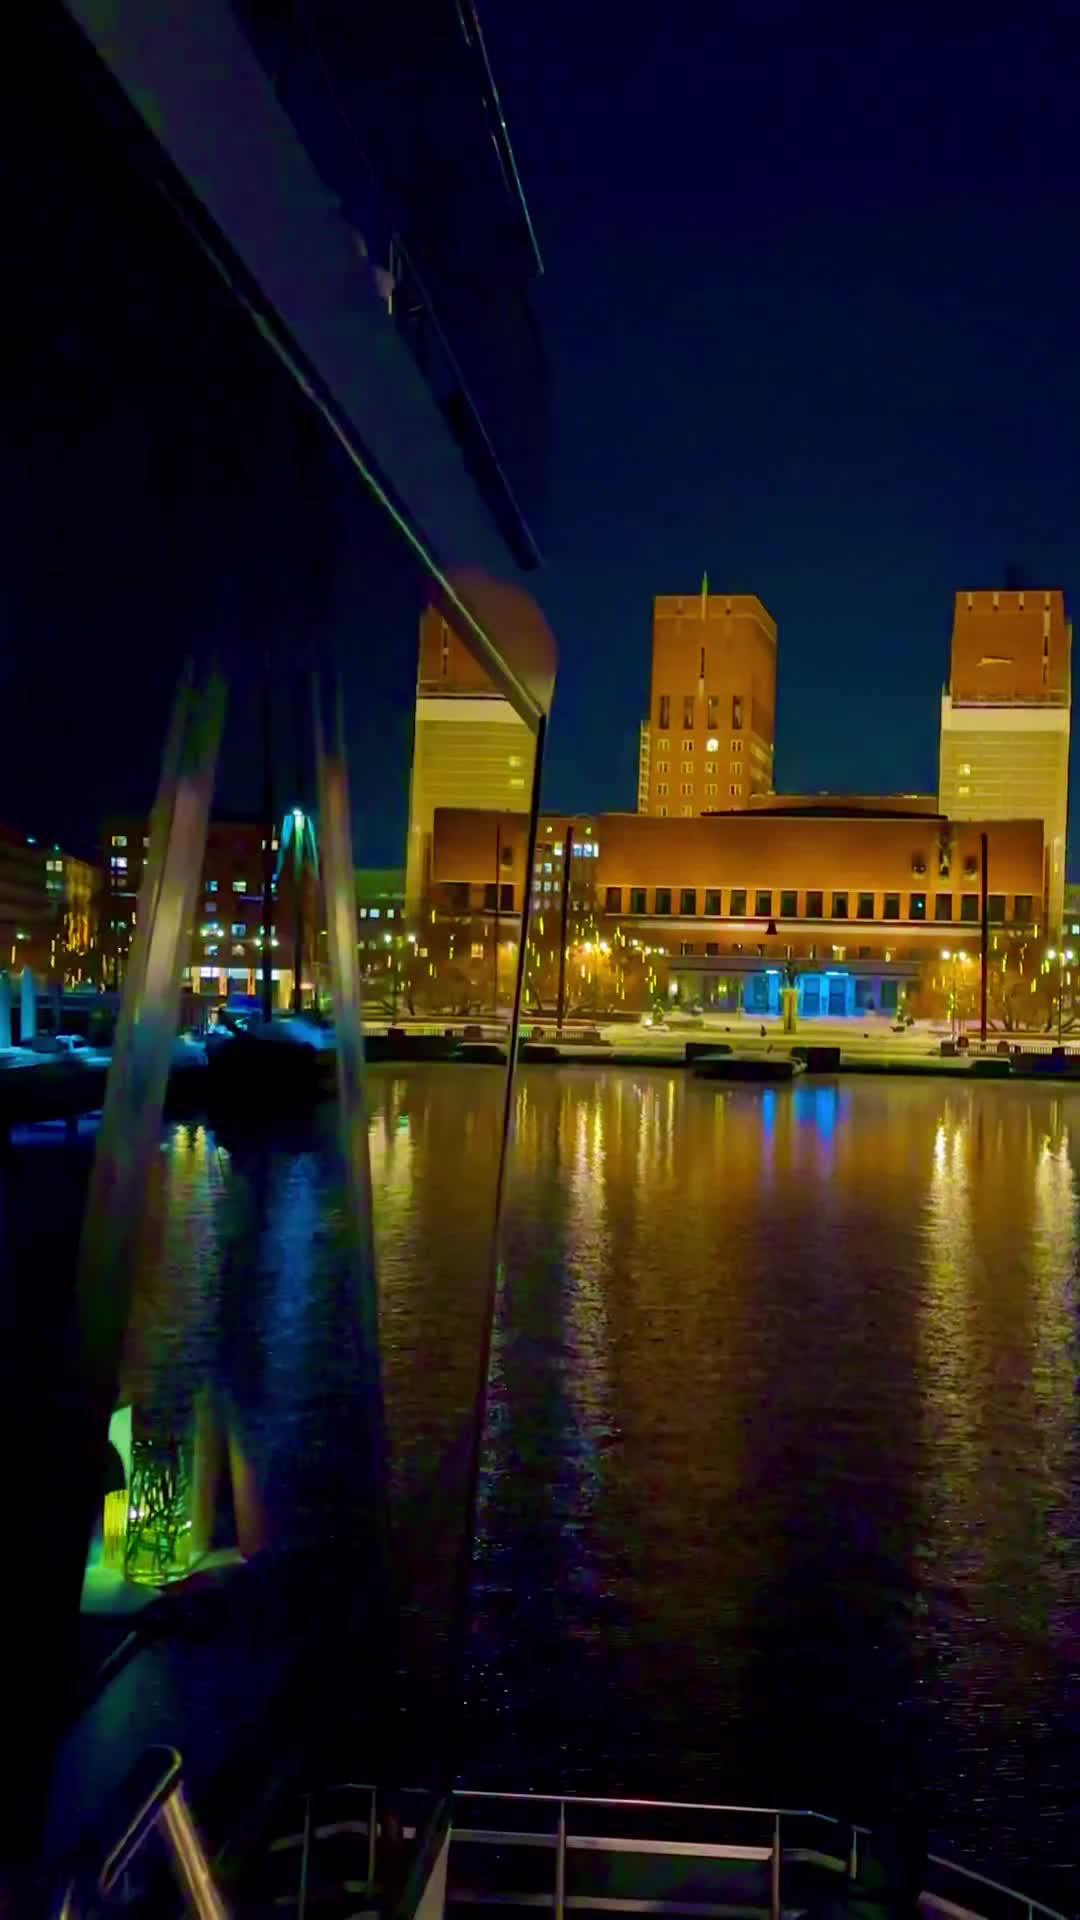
(5, 8, 1080, 867)
(487, 5, 1080, 836)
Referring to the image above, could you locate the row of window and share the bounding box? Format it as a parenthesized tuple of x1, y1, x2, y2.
(604, 886, 1033, 922)
(658, 695, 744, 730)
(656, 783, 740, 799)
(655, 737, 743, 756)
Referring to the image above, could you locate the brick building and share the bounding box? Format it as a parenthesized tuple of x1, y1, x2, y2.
(101, 813, 318, 1004)
(638, 588, 776, 817)
(429, 802, 1045, 1019)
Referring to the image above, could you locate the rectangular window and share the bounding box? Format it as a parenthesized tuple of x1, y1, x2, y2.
(731, 696, 743, 729)
(680, 783, 694, 796)
(605, 886, 622, 913)
(679, 941, 695, 955)
(706, 941, 720, 957)
(111, 834, 127, 848)
(682, 737, 694, 754)
(658, 694, 670, 729)
(630, 888, 646, 913)
(471, 942, 485, 959)
(883, 893, 901, 919)
(681, 805, 693, 816)
(483, 883, 498, 910)
(755, 889, 773, 917)
(704, 760, 716, 774)
(988, 894, 1005, 923)
(805, 890, 823, 918)
(1013, 894, 1033, 922)
(656, 783, 669, 796)
(857, 892, 874, 919)
(655, 888, 672, 914)
(230, 922, 246, 937)
(205, 944, 219, 958)
(729, 785, 741, 797)
(233, 879, 247, 893)
(832, 891, 849, 919)
(909, 893, 926, 921)
(780, 889, 797, 918)
(705, 889, 721, 915)
(683, 695, 695, 729)
(657, 737, 669, 752)
(500, 883, 514, 911)
(704, 783, 717, 797)
(707, 695, 719, 727)
(935, 892, 953, 921)
(730, 888, 747, 915)
(960, 894, 979, 922)
(680, 888, 697, 914)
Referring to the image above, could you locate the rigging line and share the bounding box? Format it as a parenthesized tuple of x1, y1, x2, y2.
(445, 712, 548, 1788)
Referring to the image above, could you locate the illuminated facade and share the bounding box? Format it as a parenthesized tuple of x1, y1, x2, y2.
(101, 814, 316, 1002)
(405, 606, 535, 912)
(0, 826, 101, 984)
(430, 802, 1045, 1019)
(939, 589, 1071, 933)
(638, 589, 776, 817)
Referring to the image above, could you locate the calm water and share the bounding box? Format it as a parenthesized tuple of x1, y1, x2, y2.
(8, 1068, 1080, 1899)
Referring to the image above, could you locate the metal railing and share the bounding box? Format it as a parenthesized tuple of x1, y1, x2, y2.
(51, 1765, 1072, 1920)
(447, 1789, 1069, 1920)
(53, 1746, 226, 1918)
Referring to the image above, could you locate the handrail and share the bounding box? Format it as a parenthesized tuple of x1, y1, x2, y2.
(53, 1745, 225, 1920)
(448, 1789, 1067, 1920)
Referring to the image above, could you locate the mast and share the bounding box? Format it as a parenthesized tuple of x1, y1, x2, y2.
(261, 656, 275, 1023)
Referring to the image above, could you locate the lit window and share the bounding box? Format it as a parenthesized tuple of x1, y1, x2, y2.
(471, 942, 485, 959)
(232, 944, 244, 957)
(359, 907, 367, 918)
(234, 879, 247, 892)
(508, 754, 523, 768)
(111, 835, 127, 848)
(657, 737, 669, 752)
(231, 923, 246, 937)
(370, 908, 380, 919)
(110, 855, 127, 869)
(959, 762, 971, 775)
(206, 944, 219, 957)
(705, 760, 716, 774)
(958, 784, 970, 797)
(706, 736, 719, 751)
(207, 880, 218, 892)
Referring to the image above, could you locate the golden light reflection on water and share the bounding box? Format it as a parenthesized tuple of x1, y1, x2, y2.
(92, 1071, 1080, 1876)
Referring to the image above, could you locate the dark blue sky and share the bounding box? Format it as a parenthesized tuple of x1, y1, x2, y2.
(486, 6, 1080, 826)
(5, 8, 1080, 872)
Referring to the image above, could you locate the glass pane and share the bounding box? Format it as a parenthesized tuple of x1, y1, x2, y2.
(7, 7, 550, 1888)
